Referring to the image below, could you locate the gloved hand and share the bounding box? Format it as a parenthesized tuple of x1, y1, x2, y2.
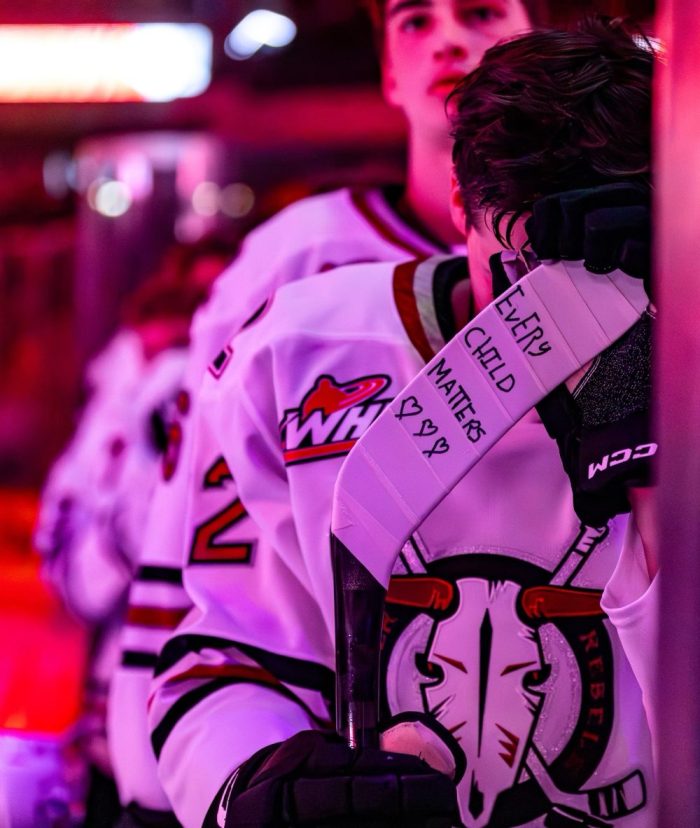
(515, 184, 655, 527)
(205, 730, 459, 828)
(524, 183, 651, 295)
(536, 310, 655, 527)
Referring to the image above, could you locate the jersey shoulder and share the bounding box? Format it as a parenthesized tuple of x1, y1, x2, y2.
(236, 259, 401, 349)
(191, 189, 378, 343)
(205, 252, 464, 387)
(229, 188, 366, 260)
(84, 328, 144, 398)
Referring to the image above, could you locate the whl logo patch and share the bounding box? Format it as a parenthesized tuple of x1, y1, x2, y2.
(281, 374, 392, 465)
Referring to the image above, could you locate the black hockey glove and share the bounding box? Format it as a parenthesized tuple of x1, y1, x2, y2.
(203, 730, 459, 828)
(516, 185, 655, 528)
(524, 183, 651, 295)
(535, 311, 655, 527)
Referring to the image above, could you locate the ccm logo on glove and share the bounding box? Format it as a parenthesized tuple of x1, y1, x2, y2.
(588, 443, 658, 480)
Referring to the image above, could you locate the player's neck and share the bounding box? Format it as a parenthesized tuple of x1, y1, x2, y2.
(404, 134, 463, 248)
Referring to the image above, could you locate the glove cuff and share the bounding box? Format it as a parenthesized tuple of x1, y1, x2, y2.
(202, 742, 281, 828)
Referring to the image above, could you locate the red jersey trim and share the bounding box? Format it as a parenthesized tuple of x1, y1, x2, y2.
(392, 259, 435, 363)
(170, 664, 280, 685)
(126, 605, 190, 629)
(350, 189, 432, 259)
(283, 439, 358, 465)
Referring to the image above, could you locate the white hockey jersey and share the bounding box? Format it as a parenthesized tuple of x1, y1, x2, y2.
(34, 328, 145, 615)
(148, 257, 656, 828)
(110, 186, 453, 811)
(35, 329, 188, 778)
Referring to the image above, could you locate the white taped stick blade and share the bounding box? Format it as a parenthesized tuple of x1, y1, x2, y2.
(331, 259, 648, 589)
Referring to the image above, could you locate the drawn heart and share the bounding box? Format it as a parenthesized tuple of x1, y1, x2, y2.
(423, 437, 450, 458)
(395, 395, 423, 420)
(415, 418, 439, 438)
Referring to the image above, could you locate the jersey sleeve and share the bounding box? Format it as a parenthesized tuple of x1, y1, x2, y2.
(143, 325, 333, 827)
(600, 515, 659, 752)
(146, 440, 334, 827)
(106, 350, 194, 810)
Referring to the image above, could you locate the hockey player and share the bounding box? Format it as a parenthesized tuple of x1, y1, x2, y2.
(109, 1, 543, 824)
(34, 244, 224, 826)
(148, 17, 656, 828)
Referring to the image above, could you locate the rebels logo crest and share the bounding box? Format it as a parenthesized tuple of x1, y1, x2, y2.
(281, 373, 392, 465)
(382, 527, 649, 827)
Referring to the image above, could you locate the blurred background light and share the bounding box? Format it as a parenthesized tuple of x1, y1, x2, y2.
(42, 151, 75, 200)
(0, 24, 212, 103)
(115, 154, 153, 202)
(225, 10, 297, 61)
(87, 178, 132, 217)
(191, 181, 220, 216)
(124, 24, 212, 102)
(220, 183, 255, 218)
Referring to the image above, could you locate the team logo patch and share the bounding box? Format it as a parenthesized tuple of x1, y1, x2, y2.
(381, 526, 648, 827)
(280, 373, 392, 465)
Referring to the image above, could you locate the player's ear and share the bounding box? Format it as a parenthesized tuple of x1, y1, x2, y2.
(449, 168, 468, 238)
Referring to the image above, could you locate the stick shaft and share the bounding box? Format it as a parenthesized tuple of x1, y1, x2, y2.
(332, 534, 385, 749)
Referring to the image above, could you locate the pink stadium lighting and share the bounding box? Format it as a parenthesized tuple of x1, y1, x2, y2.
(0, 24, 212, 102)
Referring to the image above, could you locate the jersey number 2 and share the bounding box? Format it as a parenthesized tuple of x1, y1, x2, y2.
(189, 457, 254, 564)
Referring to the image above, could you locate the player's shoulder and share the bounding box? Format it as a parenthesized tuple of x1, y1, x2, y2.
(84, 328, 144, 395)
(201, 259, 399, 387)
(202, 188, 368, 313)
(206, 253, 465, 385)
(247, 187, 360, 241)
(243, 253, 466, 344)
(134, 346, 188, 408)
(243, 258, 400, 342)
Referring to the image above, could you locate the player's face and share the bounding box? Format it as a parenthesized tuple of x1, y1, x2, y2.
(381, 0, 531, 140)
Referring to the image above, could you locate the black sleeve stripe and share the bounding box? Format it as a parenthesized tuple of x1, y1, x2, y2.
(241, 299, 269, 330)
(122, 650, 159, 669)
(151, 676, 332, 759)
(136, 565, 184, 586)
(154, 634, 334, 696)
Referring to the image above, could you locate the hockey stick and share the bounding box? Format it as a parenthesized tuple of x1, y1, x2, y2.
(331, 258, 649, 749)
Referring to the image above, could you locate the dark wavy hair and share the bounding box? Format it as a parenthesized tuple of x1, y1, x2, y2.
(363, 0, 548, 51)
(450, 16, 654, 242)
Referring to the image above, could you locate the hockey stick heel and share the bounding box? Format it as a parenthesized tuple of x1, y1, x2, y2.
(332, 533, 385, 750)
